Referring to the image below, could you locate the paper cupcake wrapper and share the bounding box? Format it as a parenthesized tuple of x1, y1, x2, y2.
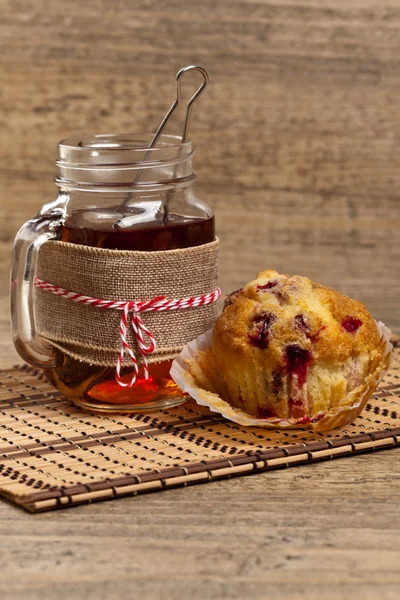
(170, 321, 393, 431)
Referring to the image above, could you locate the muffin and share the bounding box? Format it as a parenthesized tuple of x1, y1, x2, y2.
(190, 270, 391, 426)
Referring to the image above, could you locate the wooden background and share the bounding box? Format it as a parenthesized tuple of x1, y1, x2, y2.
(1, 0, 400, 331)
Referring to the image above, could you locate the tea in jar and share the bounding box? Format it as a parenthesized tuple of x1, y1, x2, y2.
(11, 68, 220, 413)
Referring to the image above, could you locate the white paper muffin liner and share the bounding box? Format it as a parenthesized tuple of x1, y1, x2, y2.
(170, 321, 393, 431)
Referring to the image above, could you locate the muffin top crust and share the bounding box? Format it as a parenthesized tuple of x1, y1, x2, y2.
(215, 270, 381, 387)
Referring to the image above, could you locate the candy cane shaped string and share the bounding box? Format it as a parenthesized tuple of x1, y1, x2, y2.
(34, 278, 221, 387)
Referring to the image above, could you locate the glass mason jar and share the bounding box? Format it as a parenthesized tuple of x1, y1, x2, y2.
(11, 134, 215, 412)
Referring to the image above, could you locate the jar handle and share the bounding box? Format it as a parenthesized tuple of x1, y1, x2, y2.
(10, 196, 67, 368)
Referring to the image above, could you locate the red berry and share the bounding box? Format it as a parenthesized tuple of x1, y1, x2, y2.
(257, 280, 278, 291)
(342, 317, 362, 333)
(248, 312, 276, 349)
(285, 344, 312, 388)
(257, 406, 276, 419)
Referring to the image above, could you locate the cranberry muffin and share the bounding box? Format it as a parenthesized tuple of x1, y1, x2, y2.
(201, 270, 389, 424)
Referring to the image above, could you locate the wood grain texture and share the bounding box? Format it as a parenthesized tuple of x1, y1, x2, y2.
(0, 317, 397, 599)
(0, 0, 399, 330)
(0, 2, 400, 596)
(0, 453, 400, 600)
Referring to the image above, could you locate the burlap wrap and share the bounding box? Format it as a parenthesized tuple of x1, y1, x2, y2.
(35, 239, 220, 367)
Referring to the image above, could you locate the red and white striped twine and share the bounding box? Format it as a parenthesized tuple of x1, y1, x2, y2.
(34, 277, 221, 387)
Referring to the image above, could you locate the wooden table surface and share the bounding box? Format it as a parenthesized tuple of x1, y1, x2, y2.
(0, 295, 399, 599)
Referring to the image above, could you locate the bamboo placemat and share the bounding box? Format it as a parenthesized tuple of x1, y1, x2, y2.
(0, 340, 399, 513)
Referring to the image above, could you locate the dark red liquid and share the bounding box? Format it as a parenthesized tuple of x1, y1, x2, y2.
(60, 211, 215, 251)
(46, 211, 215, 410)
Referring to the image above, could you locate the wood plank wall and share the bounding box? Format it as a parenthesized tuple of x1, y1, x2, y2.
(1, 0, 399, 330)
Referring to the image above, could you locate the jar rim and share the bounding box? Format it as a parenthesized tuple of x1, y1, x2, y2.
(56, 133, 195, 190)
(59, 133, 192, 160)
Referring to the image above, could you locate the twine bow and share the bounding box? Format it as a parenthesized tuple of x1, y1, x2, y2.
(34, 278, 221, 387)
